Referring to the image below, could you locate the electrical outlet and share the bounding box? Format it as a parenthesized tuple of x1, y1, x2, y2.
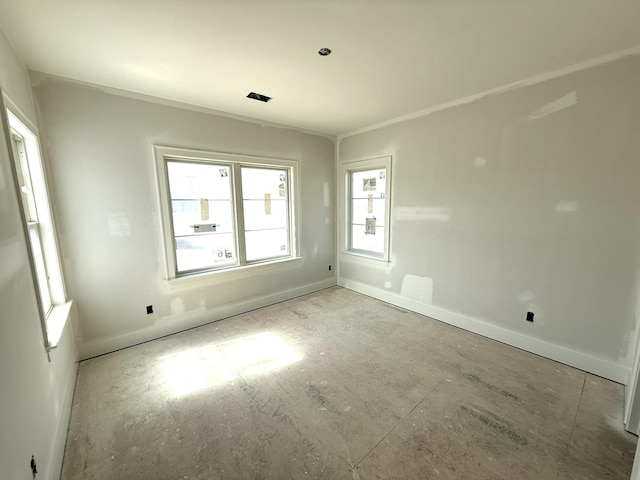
(526, 311, 534, 322)
(146, 305, 153, 314)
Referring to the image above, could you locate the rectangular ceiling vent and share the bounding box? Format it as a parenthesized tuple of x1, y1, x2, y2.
(247, 92, 272, 103)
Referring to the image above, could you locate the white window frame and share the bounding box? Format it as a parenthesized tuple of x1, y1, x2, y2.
(2, 94, 72, 352)
(154, 145, 300, 281)
(339, 156, 392, 262)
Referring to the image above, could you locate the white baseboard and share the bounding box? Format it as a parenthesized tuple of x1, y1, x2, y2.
(79, 278, 336, 360)
(340, 278, 629, 384)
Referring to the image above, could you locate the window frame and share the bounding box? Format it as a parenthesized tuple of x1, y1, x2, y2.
(340, 156, 392, 262)
(154, 146, 299, 280)
(2, 94, 72, 352)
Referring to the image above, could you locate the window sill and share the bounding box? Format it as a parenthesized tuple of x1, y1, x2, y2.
(340, 251, 391, 266)
(163, 256, 304, 291)
(46, 300, 73, 349)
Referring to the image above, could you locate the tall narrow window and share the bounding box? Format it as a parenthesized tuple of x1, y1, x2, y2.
(4, 104, 71, 350)
(155, 146, 298, 279)
(342, 156, 392, 261)
(11, 133, 53, 315)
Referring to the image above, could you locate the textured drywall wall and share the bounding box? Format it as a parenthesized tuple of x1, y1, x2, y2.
(0, 28, 78, 480)
(338, 54, 640, 383)
(31, 77, 336, 359)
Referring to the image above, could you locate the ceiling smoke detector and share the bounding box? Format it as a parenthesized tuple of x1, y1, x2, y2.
(318, 47, 332, 56)
(247, 92, 272, 103)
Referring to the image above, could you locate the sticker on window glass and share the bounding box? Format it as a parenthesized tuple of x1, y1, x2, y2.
(264, 193, 272, 214)
(379, 171, 386, 179)
(365, 217, 376, 235)
(219, 168, 229, 177)
(368, 194, 373, 213)
(200, 198, 209, 221)
(363, 177, 377, 191)
(279, 183, 286, 197)
(280, 173, 286, 182)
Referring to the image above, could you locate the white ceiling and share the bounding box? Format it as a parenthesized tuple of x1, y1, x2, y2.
(1, 0, 639, 136)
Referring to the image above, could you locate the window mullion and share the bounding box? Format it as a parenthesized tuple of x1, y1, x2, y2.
(232, 163, 247, 265)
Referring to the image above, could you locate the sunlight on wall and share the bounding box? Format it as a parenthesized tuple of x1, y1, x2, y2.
(162, 332, 302, 397)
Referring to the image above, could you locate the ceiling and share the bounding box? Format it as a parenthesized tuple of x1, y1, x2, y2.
(1, 0, 639, 136)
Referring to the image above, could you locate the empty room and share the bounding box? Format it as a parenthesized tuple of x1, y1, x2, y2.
(2, 1, 640, 478)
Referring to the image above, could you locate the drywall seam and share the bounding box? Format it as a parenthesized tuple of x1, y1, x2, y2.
(338, 45, 640, 141)
(79, 278, 336, 360)
(339, 278, 629, 384)
(28, 71, 337, 141)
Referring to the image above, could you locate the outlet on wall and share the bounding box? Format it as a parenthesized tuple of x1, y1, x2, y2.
(146, 305, 153, 314)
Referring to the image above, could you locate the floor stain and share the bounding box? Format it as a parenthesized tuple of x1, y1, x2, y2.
(459, 405, 528, 445)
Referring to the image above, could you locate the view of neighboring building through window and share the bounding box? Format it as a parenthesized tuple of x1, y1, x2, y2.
(156, 147, 296, 278)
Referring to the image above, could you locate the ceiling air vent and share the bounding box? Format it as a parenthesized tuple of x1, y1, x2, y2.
(247, 92, 272, 103)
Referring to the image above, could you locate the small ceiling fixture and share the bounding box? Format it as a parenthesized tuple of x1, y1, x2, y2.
(247, 92, 272, 103)
(318, 47, 332, 56)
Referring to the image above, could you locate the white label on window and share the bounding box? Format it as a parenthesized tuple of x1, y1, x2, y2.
(365, 217, 376, 235)
(200, 198, 209, 221)
(363, 177, 377, 191)
(368, 194, 373, 213)
(265, 193, 272, 214)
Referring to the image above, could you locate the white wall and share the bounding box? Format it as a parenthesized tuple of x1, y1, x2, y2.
(338, 54, 640, 384)
(31, 77, 336, 359)
(0, 29, 78, 480)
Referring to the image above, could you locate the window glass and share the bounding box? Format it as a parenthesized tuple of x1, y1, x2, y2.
(241, 167, 290, 262)
(350, 167, 387, 255)
(12, 133, 53, 314)
(167, 161, 236, 272)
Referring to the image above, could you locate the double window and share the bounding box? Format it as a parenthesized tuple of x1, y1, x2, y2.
(155, 146, 297, 278)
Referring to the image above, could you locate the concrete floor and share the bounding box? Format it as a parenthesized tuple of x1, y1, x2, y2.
(61, 287, 637, 479)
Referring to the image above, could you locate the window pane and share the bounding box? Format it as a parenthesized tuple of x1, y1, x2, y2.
(167, 161, 237, 273)
(175, 234, 237, 272)
(351, 198, 386, 226)
(167, 162, 232, 200)
(245, 228, 290, 262)
(350, 167, 386, 255)
(28, 225, 52, 314)
(351, 224, 385, 254)
(351, 168, 386, 198)
(171, 199, 234, 237)
(241, 167, 290, 262)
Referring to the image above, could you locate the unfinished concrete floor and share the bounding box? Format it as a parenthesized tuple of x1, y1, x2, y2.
(62, 287, 636, 479)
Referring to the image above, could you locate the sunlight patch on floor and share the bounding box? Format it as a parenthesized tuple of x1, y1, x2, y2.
(162, 332, 302, 396)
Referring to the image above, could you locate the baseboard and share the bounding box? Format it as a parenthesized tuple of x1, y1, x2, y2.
(79, 278, 336, 360)
(340, 278, 629, 384)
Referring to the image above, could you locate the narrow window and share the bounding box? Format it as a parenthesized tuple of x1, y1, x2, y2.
(12, 132, 53, 315)
(342, 156, 392, 261)
(4, 104, 71, 350)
